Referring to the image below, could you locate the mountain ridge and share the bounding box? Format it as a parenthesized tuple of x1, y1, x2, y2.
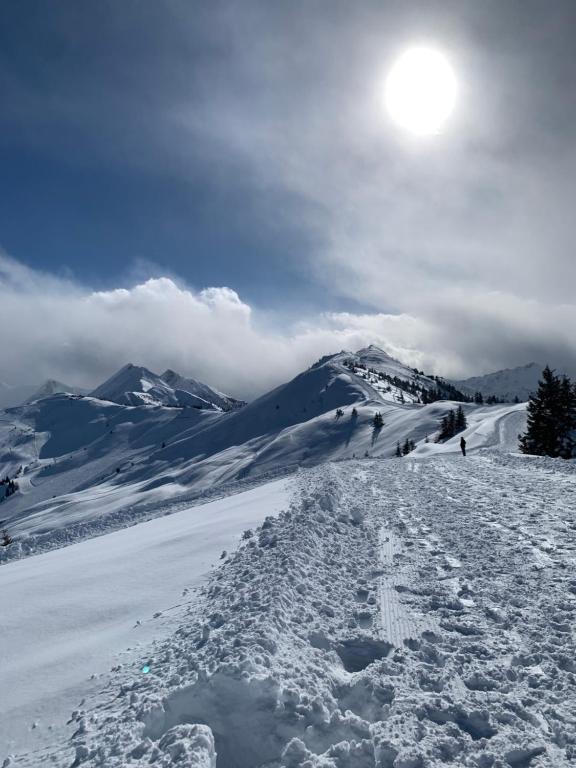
(90, 363, 243, 411)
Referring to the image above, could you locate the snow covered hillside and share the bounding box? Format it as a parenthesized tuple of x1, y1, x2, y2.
(9, 453, 576, 768)
(0, 348, 527, 558)
(453, 363, 544, 402)
(90, 363, 242, 410)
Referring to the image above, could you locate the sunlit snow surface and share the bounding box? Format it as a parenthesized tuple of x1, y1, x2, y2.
(4, 348, 574, 766)
(0, 478, 292, 758)
(6, 452, 576, 767)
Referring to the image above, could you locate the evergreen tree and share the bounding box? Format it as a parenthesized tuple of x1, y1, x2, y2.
(474, 391, 484, 405)
(437, 406, 467, 442)
(455, 405, 467, 432)
(373, 412, 384, 429)
(519, 366, 576, 458)
(395, 441, 402, 457)
(402, 438, 411, 456)
(437, 414, 450, 442)
(558, 375, 576, 458)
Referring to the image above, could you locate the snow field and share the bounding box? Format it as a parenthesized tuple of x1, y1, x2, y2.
(39, 453, 576, 768)
(0, 477, 293, 761)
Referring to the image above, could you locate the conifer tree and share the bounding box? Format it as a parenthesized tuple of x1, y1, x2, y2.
(519, 366, 576, 458)
(455, 405, 467, 432)
(395, 441, 402, 457)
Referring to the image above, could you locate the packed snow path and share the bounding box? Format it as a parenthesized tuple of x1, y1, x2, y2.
(11, 453, 576, 767)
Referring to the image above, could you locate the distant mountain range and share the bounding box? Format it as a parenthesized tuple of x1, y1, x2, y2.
(0, 344, 529, 551)
(90, 363, 245, 411)
(0, 379, 85, 409)
(0, 351, 550, 414)
(453, 362, 544, 403)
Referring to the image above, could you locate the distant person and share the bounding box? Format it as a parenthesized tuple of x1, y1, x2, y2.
(460, 436, 467, 457)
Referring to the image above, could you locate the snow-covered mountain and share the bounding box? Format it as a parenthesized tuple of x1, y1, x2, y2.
(453, 362, 544, 402)
(90, 363, 242, 410)
(160, 369, 245, 411)
(24, 379, 86, 403)
(344, 344, 469, 404)
(0, 347, 526, 557)
(0, 379, 85, 409)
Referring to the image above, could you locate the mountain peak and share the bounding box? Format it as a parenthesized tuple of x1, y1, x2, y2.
(91, 363, 242, 411)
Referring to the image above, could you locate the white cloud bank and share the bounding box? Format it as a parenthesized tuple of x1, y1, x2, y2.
(1, 253, 575, 400)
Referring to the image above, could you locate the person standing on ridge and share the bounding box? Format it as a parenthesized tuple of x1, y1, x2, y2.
(460, 436, 467, 457)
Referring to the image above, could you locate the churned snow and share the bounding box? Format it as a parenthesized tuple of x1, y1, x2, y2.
(10, 452, 575, 768)
(0, 477, 292, 759)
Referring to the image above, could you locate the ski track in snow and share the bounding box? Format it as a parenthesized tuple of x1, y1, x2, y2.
(7, 453, 576, 768)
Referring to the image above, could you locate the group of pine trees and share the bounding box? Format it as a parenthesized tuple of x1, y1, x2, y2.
(0, 476, 18, 500)
(343, 360, 470, 404)
(519, 366, 576, 459)
(472, 391, 512, 405)
(436, 405, 467, 442)
(395, 438, 416, 456)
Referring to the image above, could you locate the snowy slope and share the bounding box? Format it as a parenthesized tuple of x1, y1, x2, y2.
(161, 369, 245, 411)
(453, 362, 544, 402)
(349, 345, 468, 403)
(355, 344, 425, 383)
(0, 393, 221, 542)
(0, 477, 293, 759)
(0, 352, 527, 556)
(18, 454, 576, 768)
(90, 363, 239, 410)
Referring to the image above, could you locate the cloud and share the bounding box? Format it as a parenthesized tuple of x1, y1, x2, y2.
(4, 3, 576, 392)
(0, 252, 393, 397)
(1, 253, 575, 400)
(168, 2, 576, 377)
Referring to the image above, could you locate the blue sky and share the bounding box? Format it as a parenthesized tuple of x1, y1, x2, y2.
(2, 1, 576, 394)
(0, 1, 340, 314)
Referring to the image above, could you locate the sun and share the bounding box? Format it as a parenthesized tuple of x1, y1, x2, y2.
(384, 47, 457, 136)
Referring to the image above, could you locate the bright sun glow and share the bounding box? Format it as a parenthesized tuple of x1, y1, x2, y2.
(385, 47, 457, 136)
